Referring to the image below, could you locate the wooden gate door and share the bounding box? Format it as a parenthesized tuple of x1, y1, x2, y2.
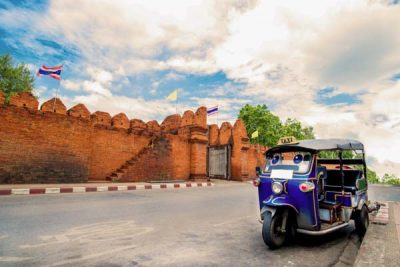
(208, 145, 231, 179)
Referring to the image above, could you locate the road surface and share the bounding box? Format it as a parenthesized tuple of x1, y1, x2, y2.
(2, 181, 393, 266)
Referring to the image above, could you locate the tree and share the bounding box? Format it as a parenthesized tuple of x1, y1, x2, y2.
(366, 168, 380, 184)
(238, 104, 314, 147)
(0, 54, 34, 102)
(282, 118, 315, 140)
(381, 173, 400, 185)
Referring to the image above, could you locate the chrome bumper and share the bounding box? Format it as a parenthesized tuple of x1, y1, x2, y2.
(297, 222, 349, 235)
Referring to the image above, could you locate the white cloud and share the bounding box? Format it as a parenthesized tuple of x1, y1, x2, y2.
(164, 72, 185, 81)
(33, 86, 47, 98)
(69, 93, 196, 122)
(62, 80, 81, 91)
(82, 81, 112, 97)
(2, 0, 400, 175)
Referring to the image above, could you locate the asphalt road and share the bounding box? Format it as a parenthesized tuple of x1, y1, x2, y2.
(2, 181, 394, 267)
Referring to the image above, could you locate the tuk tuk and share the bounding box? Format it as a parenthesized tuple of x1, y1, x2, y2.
(254, 137, 371, 249)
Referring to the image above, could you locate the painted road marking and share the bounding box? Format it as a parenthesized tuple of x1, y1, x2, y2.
(11, 189, 29, 195)
(1, 183, 214, 197)
(45, 188, 60, 194)
(18, 220, 153, 266)
(96, 186, 108, 192)
(117, 185, 127, 191)
(72, 187, 86, 193)
(0, 256, 34, 262)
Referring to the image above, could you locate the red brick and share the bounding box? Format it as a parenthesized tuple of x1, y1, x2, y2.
(161, 114, 181, 133)
(181, 110, 194, 127)
(67, 103, 90, 119)
(91, 111, 111, 127)
(0, 106, 91, 184)
(111, 113, 130, 129)
(231, 119, 250, 181)
(9, 92, 38, 110)
(0, 91, 5, 105)
(0, 102, 263, 184)
(219, 122, 232, 145)
(146, 120, 161, 134)
(209, 124, 219, 145)
(40, 98, 67, 114)
(194, 106, 207, 128)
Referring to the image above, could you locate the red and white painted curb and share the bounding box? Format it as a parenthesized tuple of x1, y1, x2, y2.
(0, 182, 214, 196)
(371, 202, 389, 225)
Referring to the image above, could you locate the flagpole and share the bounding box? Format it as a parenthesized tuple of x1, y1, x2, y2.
(52, 63, 63, 112)
(52, 79, 61, 111)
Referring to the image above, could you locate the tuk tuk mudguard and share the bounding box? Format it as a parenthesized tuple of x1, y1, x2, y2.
(258, 164, 321, 231)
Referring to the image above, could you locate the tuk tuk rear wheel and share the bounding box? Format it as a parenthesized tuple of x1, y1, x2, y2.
(355, 205, 369, 237)
(262, 210, 286, 249)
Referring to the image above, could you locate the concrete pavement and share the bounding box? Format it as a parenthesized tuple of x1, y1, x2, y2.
(0, 181, 359, 267)
(354, 201, 400, 267)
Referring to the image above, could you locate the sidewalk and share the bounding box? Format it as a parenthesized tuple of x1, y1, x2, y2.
(0, 181, 214, 196)
(354, 201, 400, 267)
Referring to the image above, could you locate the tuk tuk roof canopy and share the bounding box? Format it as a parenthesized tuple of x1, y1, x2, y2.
(267, 139, 364, 154)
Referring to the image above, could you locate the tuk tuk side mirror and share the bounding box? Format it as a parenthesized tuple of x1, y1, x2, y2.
(256, 166, 261, 176)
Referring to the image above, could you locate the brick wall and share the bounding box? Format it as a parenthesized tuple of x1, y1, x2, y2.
(0, 92, 265, 183)
(119, 137, 174, 182)
(247, 144, 267, 178)
(0, 105, 91, 183)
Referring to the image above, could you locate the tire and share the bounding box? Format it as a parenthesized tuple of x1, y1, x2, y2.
(262, 210, 287, 249)
(354, 205, 369, 237)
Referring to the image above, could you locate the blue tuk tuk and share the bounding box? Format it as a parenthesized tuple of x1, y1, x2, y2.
(254, 137, 370, 249)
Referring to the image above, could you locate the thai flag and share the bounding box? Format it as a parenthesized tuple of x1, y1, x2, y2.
(36, 65, 63, 80)
(207, 106, 219, 116)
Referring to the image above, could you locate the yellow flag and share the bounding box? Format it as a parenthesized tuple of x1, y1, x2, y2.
(251, 130, 259, 139)
(166, 89, 178, 101)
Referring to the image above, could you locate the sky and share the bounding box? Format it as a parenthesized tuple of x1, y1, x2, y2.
(0, 0, 399, 177)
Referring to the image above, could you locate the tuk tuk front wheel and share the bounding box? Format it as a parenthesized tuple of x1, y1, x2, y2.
(354, 205, 369, 237)
(262, 210, 287, 249)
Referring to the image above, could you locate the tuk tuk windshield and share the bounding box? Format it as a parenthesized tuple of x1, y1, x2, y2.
(265, 152, 312, 174)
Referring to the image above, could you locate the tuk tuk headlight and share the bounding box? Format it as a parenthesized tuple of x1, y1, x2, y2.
(272, 182, 283, 194)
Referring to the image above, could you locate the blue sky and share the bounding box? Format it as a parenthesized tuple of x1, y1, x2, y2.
(0, 0, 399, 176)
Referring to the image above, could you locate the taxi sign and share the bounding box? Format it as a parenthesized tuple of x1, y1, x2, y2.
(277, 136, 298, 145)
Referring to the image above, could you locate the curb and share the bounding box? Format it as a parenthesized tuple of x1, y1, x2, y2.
(370, 202, 389, 225)
(0, 182, 214, 196)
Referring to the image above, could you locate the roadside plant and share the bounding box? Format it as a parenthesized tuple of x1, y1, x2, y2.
(0, 54, 34, 102)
